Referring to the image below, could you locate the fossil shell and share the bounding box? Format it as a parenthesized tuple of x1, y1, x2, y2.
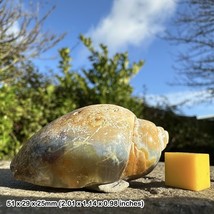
(10, 104, 169, 189)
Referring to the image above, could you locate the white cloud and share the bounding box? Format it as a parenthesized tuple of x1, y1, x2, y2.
(145, 90, 213, 106)
(144, 90, 214, 116)
(88, 0, 177, 52)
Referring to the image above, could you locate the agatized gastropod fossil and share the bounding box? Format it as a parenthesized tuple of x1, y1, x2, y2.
(10, 104, 169, 192)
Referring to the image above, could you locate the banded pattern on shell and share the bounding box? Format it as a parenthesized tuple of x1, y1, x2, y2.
(10, 104, 169, 190)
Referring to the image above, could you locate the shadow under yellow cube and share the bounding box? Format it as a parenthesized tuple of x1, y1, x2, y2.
(165, 152, 210, 191)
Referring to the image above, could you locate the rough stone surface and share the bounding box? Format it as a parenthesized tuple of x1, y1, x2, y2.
(0, 161, 213, 214)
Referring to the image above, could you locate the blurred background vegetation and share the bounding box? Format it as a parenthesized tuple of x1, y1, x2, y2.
(0, 0, 213, 164)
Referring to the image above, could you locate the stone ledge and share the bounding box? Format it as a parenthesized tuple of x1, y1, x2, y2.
(0, 161, 213, 213)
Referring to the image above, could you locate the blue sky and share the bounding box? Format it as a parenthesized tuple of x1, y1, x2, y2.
(27, 0, 213, 117)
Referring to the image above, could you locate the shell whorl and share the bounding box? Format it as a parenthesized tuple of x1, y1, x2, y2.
(122, 118, 169, 179)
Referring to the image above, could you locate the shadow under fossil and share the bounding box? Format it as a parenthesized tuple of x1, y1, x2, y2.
(0, 168, 87, 193)
(0, 168, 167, 193)
(129, 180, 165, 190)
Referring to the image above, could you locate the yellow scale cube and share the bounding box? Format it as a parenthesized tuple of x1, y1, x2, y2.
(165, 152, 210, 191)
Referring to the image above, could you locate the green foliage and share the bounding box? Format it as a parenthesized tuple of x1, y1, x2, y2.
(13, 64, 51, 141)
(80, 35, 144, 115)
(0, 85, 21, 158)
(52, 48, 77, 115)
(0, 62, 56, 159)
(52, 47, 89, 116)
(51, 37, 144, 116)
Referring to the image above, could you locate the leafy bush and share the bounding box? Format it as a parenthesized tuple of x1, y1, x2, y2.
(0, 85, 22, 158)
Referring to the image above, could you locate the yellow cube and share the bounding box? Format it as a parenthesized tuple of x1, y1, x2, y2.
(165, 152, 210, 191)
